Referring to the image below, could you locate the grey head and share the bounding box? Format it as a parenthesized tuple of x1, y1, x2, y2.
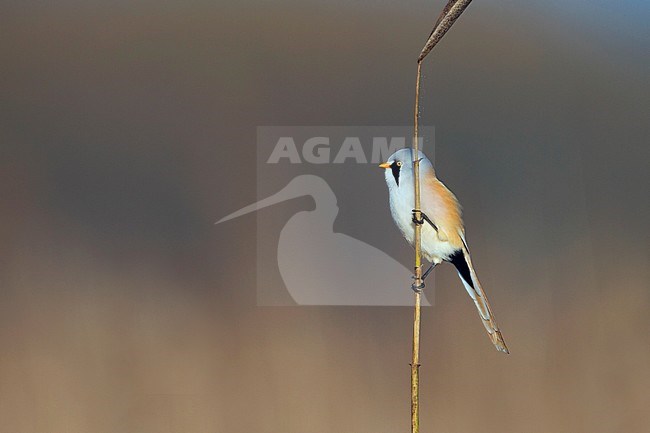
(380, 148, 434, 190)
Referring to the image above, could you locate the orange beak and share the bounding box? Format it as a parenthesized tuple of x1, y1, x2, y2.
(379, 162, 391, 169)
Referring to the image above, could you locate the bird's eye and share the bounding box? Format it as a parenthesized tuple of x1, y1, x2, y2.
(396, 161, 403, 167)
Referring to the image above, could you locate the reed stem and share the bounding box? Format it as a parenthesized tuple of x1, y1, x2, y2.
(411, 60, 424, 433)
(410, 2, 475, 432)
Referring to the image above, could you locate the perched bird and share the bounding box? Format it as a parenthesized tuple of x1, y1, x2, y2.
(380, 149, 509, 353)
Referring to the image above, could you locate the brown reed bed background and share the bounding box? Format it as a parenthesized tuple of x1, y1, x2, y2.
(1, 1, 649, 432)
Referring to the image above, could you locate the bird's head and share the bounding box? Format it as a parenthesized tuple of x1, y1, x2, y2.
(379, 148, 434, 189)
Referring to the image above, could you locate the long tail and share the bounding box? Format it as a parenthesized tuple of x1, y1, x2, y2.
(448, 245, 509, 354)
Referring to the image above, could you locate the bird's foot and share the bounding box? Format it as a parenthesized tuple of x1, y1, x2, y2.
(410, 262, 437, 292)
(411, 209, 425, 226)
(410, 267, 425, 292)
(410, 277, 425, 293)
(412, 209, 448, 241)
(412, 209, 439, 232)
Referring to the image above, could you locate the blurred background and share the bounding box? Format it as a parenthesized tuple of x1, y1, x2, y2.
(1, 0, 649, 432)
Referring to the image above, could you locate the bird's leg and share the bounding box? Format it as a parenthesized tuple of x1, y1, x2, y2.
(410, 208, 441, 292)
(421, 262, 437, 281)
(411, 209, 439, 233)
(410, 209, 436, 293)
(411, 263, 437, 292)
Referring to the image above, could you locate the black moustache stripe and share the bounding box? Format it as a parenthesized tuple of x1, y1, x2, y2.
(391, 162, 400, 186)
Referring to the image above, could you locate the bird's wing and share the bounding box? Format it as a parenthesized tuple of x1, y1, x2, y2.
(422, 176, 463, 244)
(450, 231, 509, 354)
